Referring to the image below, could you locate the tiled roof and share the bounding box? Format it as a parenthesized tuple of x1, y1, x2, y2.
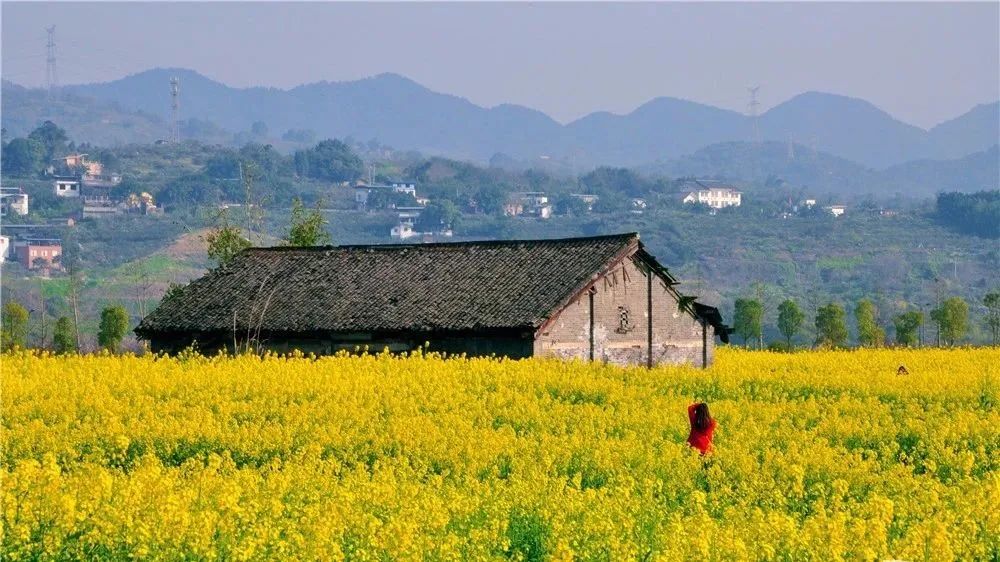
(136, 233, 647, 336)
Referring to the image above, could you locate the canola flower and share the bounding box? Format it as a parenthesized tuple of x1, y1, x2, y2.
(1, 347, 998, 561)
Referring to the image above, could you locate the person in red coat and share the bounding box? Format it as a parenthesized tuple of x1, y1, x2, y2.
(687, 402, 717, 455)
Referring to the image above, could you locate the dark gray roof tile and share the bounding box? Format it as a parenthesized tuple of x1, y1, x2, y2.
(137, 233, 641, 336)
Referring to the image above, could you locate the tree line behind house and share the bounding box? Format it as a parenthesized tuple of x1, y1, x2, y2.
(731, 292, 1000, 350)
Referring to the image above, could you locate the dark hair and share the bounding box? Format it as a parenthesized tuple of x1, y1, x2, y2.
(693, 403, 712, 431)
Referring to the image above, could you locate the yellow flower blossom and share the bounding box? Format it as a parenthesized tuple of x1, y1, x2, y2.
(1, 347, 997, 560)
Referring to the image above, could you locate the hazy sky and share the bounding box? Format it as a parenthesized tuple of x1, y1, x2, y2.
(2, 2, 998, 129)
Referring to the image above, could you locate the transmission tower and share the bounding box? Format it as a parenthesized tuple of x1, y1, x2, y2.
(747, 86, 761, 144)
(170, 77, 180, 143)
(45, 26, 58, 97)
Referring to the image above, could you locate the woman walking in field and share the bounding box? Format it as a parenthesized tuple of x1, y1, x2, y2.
(687, 402, 717, 455)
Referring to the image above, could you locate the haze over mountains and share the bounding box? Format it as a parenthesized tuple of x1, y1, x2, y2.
(3, 68, 998, 187)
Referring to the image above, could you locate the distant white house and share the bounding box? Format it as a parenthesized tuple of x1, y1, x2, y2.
(825, 205, 847, 217)
(681, 180, 742, 209)
(390, 221, 417, 240)
(682, 187, 742, 209)
(390, 182, 417, 196)
(54, 177, 81, 198)
(390, 206, 453, 240)
(802, 198, 817, 208)
(506, 192, 553, 219)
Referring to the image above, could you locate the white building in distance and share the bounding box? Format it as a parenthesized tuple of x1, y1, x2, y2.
(53, 177, 81, 198)
(682, 183, 743, 209)
(825, 205, 847, 217)
(506, 192, 553, 219)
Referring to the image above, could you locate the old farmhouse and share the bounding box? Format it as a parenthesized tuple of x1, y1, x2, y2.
(135, 233, 730, 366)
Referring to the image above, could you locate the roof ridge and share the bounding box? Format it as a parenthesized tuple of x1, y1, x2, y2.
(244, 233, 639, 253)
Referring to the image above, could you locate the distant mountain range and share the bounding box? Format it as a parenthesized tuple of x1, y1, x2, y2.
(3, 68, 998, 174)
(2, 69, 1000, 195)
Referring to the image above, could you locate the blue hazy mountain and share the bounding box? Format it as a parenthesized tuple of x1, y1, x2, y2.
(7, 68, 998, 170)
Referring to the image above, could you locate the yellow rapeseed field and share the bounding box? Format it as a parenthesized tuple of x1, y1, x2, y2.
(2, 348, 998, 561)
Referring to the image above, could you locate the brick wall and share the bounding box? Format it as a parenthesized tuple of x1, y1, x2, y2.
(533, 255, 715, 367)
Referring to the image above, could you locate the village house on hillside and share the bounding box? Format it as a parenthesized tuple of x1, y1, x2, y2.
(680, 179, 743, 209)
(136, 234, 730, 367)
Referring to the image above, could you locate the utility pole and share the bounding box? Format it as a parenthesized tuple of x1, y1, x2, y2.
(45, 26, 58, 98)
(170, 77, 180, 143)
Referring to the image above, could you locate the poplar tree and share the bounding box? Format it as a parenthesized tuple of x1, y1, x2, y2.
(855, 299, 885, 347)
(815, 303, 848, 348)
(733, 299, 764, 349)
(1, 301, 29, 351)
(930, 297, 969, 346)
(777, 299, 804, 349)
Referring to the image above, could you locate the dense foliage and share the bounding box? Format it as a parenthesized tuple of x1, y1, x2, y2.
(97, 306, 130, 353)
(286, 198, 332, 247)
(293, 139, 365, 182)
(814, 303, 849, 348)
(2, 349, 997, 559)
(1, 301, 30, 351)
(936, 190, 1000, 238)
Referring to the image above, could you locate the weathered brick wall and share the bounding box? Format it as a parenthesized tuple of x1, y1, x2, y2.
(533, 256, 715, 367)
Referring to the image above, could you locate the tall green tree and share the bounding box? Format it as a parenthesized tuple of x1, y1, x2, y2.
(27, 120, 68, 163)
(733, 298, 764, 349)
(893, 311, 924, 347)
(984, 291, 1000, 346)
(855, 299, 885, 347)
(205, 209, 251, 268)
(475, 184, 509, 216)
(415, 200, 460, 232)
(777, 299, 805, 348)
(1, 138, 43, 176)
(52, 316, 77, 354)
(98, 305, 130, 353)
(206, 226, 251, 268)
(1, 301, 30, 351)
(815, 303, 849, 348)
(286, 198, 331, 247)
(930, 297, 969, 346)
(295, 139, 363, 182)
